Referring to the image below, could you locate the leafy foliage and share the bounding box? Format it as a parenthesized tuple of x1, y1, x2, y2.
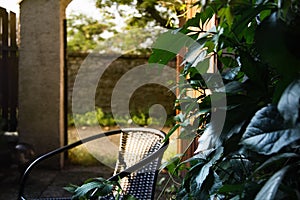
(67, 13, 114, 52)
(68, 107, 175, 127)
(64, 177, 137, 200)
(67, 0, 184, 53)
(149, 0, 300, 199)
(67, 12, 167, 54)
(95, 0, 185, 29)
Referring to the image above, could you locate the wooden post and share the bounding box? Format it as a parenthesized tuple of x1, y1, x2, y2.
(176, 0, 199, 163)
(176, 1, 217, 168)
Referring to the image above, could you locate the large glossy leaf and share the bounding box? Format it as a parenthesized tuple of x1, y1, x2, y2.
(220, 96, 259, 139)
(183, 39, 207, 68)
(277, 79, 300, 126)
(63, 184, 78, 194)
(149, 29, 195, 65)
(186, 149, 223, 199)
(195, 124, 222, 153)
(148, 48, 176, 65)
(73, 181, 102, 198)
(195, 147, 223, 189)
(72, 177, 114, 199)
(255, 165, 290, 200)
(94, 183, 114, 197)
(241, 105, 300, 155)
(254, 153, 299, 174)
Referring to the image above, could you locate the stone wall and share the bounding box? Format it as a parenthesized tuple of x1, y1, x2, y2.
(67, 53, 177, 117)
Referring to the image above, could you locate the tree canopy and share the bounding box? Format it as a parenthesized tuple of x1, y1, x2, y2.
(67, 13, 116, 52)
(95, 0, 185, 29)
(67, 0, 184, 53)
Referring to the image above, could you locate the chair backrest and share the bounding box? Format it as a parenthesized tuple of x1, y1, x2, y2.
(112, 128, 167, 199)
(18, 127, 169, 200)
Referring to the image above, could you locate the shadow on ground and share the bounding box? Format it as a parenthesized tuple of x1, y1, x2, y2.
(0, 160, 176, 200)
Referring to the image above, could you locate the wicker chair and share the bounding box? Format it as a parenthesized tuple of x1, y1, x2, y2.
(18, 127, 169, 200)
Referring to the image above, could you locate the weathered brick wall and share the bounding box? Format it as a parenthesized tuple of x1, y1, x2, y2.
(67, 53, 177, 117)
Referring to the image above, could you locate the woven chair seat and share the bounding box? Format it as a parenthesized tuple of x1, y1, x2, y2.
(18, 127, 169, 200)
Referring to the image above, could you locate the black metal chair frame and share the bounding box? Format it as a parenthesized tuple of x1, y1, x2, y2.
(18, 127, 169, 200)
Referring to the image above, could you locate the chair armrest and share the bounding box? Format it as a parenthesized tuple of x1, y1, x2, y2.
(18, 130, 122, 200)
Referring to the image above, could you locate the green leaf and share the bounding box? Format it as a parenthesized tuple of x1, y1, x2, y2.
(224, 81, 244, 94)
(218, 184, 244, 193)
(254, 153, 299, 174)
(241, 105, 300, 155)
(232, 3, 274, 37)
(182, 8, 214, 31)
(255, 166, 290, 200)
(159, 154, 184, 175)
(148, 49, 176, 65)
(85, 177, 106, 183)
(163, 123, 180, 142)
(96, 183, 114, 196)
(73, 182, 102, 198)
(183, 40, 206, 67)
(222, 67, 241, 81)
(191, 148, 215, 161)
(219, 7, 233, 27)
(277, 79, 300, 126)
(149, 29, 195, 65)
(63, 184, 78, 194)
(195, 147, 223, 190)
(71, 178, 115, 199)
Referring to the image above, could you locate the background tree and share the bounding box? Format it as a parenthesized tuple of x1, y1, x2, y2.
(67, 13, 116, 52)
(95, 0, 186, 29)
(67, 0, 185, 53)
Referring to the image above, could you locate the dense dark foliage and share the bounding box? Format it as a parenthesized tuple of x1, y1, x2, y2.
(149, 0, 300, 199)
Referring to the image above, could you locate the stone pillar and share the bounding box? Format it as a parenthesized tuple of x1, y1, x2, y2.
(18, 0, 71, 168)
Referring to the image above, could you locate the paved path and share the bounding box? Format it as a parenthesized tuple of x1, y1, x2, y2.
(0, 163, 113, 200)
(0, 163, 174, 200)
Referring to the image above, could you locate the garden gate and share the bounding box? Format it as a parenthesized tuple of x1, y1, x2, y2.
(0, 7, 18, 132)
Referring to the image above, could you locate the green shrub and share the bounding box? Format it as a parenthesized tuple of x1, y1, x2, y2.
(149, 0, 300, 199)
(68, 107, 175, 127)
